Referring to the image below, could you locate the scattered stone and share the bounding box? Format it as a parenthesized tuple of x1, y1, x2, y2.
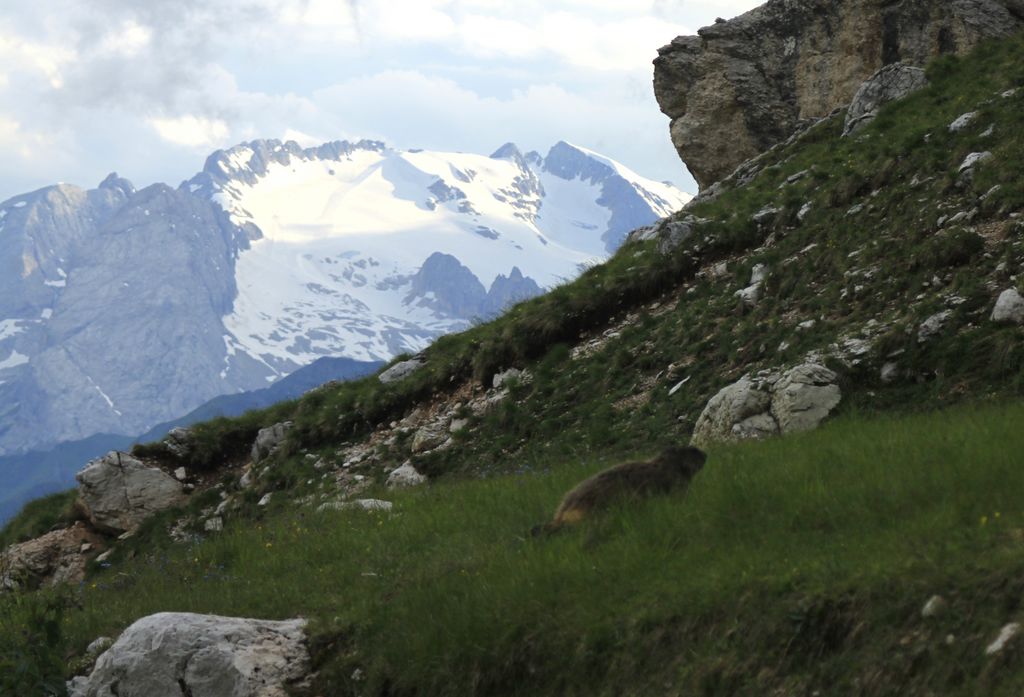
(921, 595, 947, 618)
(95, 549, 113, 563)
(948, 111, 978, 133)
(880, 362, 900, 384)
(735, 264, 768, 307)
(668, 377, 691, 396)
(752, 206, 780, 229)
(162, 427, 195, 460)
(251, 422, 293, 464)
(797, 202, 813, 222)
(174, 467, 187, 481)
(917, 310, 953, 343)
(204, 516, 224, 533)
(492, 367, 530, 389)
(76, 451, 187, 535)
(844, 64, 929, 135)
(411, 425, 448, 453)
(378, 357, 424, 384)
(797, 319, 817, 331)
(387, 462, 428, 489)
(449, 418, 469, 433)
(991, 288, 1024, 325)
(1002, 88, 1020, 98)
(958, 151, 994, 174)
(257, 493, 272, 507)
(985, 622, 1021, 655)
(66, 612, 311, 697)
(240, 469, 255, 489)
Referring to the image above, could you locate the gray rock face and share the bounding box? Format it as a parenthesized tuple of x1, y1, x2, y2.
(918, 310, 953, 343)
(0, 175, 263, 456)
(692, 364, 841, 446)
(251, 422, 293, 464)
(654, 0, 1024, 188)
(844, 64, 929, 135)
(67, 612, 310, 697)
(404, 253, 543, 321)
(379, 357, 425, 384)
(992, 288, 1024, 325)
(76, 452, 187, 534)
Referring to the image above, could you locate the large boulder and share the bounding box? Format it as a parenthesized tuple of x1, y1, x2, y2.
(992, 288, 1024, 325)
(691, 377, 775, 446)
(250, 421, 293, 463)
(653, 0, 1023, 188)
(770, 364, 843, 434)
(1, 522, 104, 591)
(843, 64, 929, 135)
(76, 452, 187, 535)
(67, 612, 310, 697)
(378, 357, 425, 384)
(692, 364, 841, 446)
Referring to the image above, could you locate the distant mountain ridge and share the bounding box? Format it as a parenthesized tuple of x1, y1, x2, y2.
(0, 138, 690, 460)
(0, 356, 381, 524)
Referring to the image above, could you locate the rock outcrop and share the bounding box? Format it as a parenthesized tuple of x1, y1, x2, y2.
(843, 63, 929, 135)
(654, 0, 1024, 188)
(251, 421, 293, 463)
(76, 452, 187, 535)
(67, 612, 310, 697)
(1, 522, 104, 591)
(692, 364, 841, 446)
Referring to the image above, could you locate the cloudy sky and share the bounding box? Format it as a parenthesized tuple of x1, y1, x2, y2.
(0, 0, 763, 201)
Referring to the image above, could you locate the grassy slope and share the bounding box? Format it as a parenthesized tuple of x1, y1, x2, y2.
(4, 34, 1024, 697)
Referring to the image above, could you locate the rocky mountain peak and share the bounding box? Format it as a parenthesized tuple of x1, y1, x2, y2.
(97, 172, 135, 198)
(654, 0, 1024, 188)
(543, 141, 615, 184)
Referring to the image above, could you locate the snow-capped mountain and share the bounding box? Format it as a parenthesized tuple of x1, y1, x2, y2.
(0, 139, 689, 456)
(187, 139, 688, 369)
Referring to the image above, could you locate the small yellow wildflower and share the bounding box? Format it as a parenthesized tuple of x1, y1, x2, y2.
(981, 515, 989, 526)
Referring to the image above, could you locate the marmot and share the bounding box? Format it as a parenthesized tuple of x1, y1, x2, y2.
(532, 445, 706, 536)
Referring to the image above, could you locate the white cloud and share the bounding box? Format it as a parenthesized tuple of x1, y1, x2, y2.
(1, 0, 769, 199)
(98, 20, 153, 57)
(148, 115, 230, 147)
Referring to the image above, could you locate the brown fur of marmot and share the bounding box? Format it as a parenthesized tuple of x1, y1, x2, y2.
(531, 445, 706, 536)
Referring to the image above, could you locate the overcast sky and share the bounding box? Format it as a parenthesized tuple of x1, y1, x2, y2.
(0, 0, 763, 201)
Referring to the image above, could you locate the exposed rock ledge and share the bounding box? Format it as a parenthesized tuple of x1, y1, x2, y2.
(654, 0, 1024, 189)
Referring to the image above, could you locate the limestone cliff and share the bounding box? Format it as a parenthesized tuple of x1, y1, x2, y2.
(654, 0, 1024, 189)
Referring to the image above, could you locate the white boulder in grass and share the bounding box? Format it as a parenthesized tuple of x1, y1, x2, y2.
(991, 288, 1024, 325)
(67, 612, 311, 697)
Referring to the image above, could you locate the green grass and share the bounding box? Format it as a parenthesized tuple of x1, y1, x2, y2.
(0, 490, 78, 549)
(6, 403, 1024, 695)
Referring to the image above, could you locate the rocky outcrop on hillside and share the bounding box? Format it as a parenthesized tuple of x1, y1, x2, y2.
(692, 364, 842, 447)
(68, 613, 311, 697)
(76, 451, 187, 535)
(1, 522, 104, 591)
(654, 0, 1024, 188)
